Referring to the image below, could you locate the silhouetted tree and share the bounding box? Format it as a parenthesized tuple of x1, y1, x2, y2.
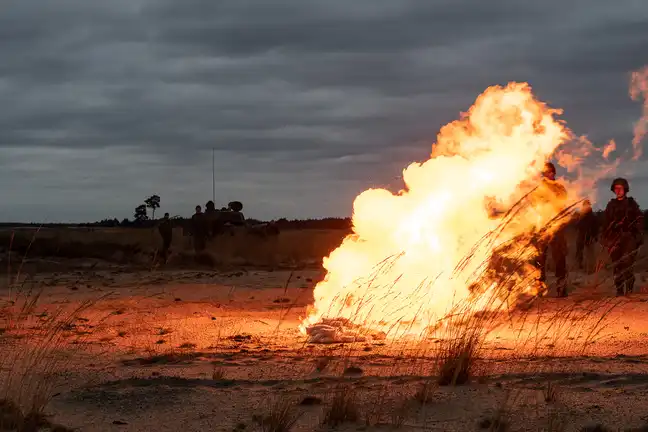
(144, 195, 161, 219)
(134, 204, 148, 222)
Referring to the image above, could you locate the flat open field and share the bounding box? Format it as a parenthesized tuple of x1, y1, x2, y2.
(2, 228, 648, 431)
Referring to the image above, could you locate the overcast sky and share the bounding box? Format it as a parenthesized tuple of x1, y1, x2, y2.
(1, 0, 648, 222)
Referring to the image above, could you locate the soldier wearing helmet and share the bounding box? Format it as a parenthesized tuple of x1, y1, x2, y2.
(204, 200, 218, 239)
(602, 178, 644, 295)
(191, 205, 208, 252)
(535, 161, 570, 297)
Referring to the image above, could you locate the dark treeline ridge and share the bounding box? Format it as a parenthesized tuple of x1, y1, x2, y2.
(3, 210, 648, 233)
(0, 217, 353, 231)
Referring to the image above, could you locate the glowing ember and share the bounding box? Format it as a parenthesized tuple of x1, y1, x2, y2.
(301, 82, 610, 338)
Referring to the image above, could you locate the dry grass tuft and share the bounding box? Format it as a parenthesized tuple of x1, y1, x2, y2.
(0, 398, 74, 431)
(413, 380, 436, 404)
(478, 410, 509, 432)
(544, 381, 560, 404)
(389, 399, 410, 429)
(253, 397, 302, 432)
(436, 335, 480, 386)
(211, 365, 226, 380)
(546, 410, 568, 432)
(0, 279, 108, 416)
(323, 386, 359, 427)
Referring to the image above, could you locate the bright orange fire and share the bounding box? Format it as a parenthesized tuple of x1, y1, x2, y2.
(302, 82, 613, 338)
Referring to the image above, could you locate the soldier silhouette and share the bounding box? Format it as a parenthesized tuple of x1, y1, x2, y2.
(157, 212, 173, 263)
(602, 178, 644, 296)
(575, 199, 599, 271)
(535, 162, 569, 297)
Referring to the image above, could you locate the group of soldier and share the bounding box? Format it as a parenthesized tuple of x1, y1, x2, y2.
(538, 162, 644, 297)
(190, 200, 246, 252)
(155, 200, 246, 263)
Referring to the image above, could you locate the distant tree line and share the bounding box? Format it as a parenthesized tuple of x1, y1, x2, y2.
(75, 216, 353, 231)
(5, 202, 648, 234)
(2, 192, 353, 231)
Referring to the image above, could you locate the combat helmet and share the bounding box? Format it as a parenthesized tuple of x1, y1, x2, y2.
(610, 178, 630, 193)
(543, 162, 556, 174)
(542, 162, 556, 178)
(228, 201, 243, 212)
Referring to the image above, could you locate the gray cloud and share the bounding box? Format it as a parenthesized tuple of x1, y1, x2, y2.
(0, 0, 647, 222)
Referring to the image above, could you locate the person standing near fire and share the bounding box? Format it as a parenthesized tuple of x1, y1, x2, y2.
(157, 212, 173, 263)
(575, 199, 599, 271)
(602, 178, 644, 296)
(535, 162, 569, 297)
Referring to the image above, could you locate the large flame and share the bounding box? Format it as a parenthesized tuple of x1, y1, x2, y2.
(302, 82, 612, 338)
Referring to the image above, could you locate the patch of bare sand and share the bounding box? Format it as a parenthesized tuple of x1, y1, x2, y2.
(3, 269, 648, 430)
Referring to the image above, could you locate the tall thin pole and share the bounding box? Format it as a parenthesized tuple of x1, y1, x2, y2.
(212, 148, 215, 203)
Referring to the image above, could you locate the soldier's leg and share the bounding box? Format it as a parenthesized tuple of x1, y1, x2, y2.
(610, 246, 625, 295)
(584, 237, 597, 273)
(536, 243, 549, 292)
(552, 234, 568, 297)
(163, 236, 172, 262)
(193, 235, 204, 253)
(576, 234, 585, 269)
(623, 246, 638, 294)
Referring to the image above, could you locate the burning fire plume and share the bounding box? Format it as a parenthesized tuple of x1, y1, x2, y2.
(302, 82, 614, 340)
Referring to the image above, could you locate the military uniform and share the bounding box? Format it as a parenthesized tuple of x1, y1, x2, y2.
(204, 201, 218, 239)
(191, 211, 208, 252)
(158, 217, 173, 262)
(602, 182, 643, 295)
(575, 206, 599, 270)
(535, 164, 569, 297)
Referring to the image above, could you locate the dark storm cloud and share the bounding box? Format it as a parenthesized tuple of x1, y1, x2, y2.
(0, 0, 647, 221)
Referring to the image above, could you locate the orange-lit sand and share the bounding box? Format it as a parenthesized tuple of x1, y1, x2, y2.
(2, 264, 648, 431)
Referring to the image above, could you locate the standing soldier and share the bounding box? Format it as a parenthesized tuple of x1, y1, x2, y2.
(536, 162, 569, 297)
(575, 199, 599, 271)
(158, 212, 173, 263)
(191, 205, 208, 253)
(602, 178, 644, 296)
(204, 200, 218, 238)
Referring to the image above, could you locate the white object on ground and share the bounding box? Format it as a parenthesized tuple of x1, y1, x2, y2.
(305, 317, 386, 344)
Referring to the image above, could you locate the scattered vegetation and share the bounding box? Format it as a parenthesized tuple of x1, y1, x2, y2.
(544, 381, 560, 404)
(253, 397, 302, 432)
(0, 269, 108, 431)
(0, 399, 74, 432)
(211, 365, 226, 380)
(322, 386, 359, 427)
(478, 410, 509, 432)
(436, 334, 481, 386)
(413, 380, 436, 405)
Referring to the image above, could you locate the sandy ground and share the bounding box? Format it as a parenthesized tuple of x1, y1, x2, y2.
(3, 266, 648, 431)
